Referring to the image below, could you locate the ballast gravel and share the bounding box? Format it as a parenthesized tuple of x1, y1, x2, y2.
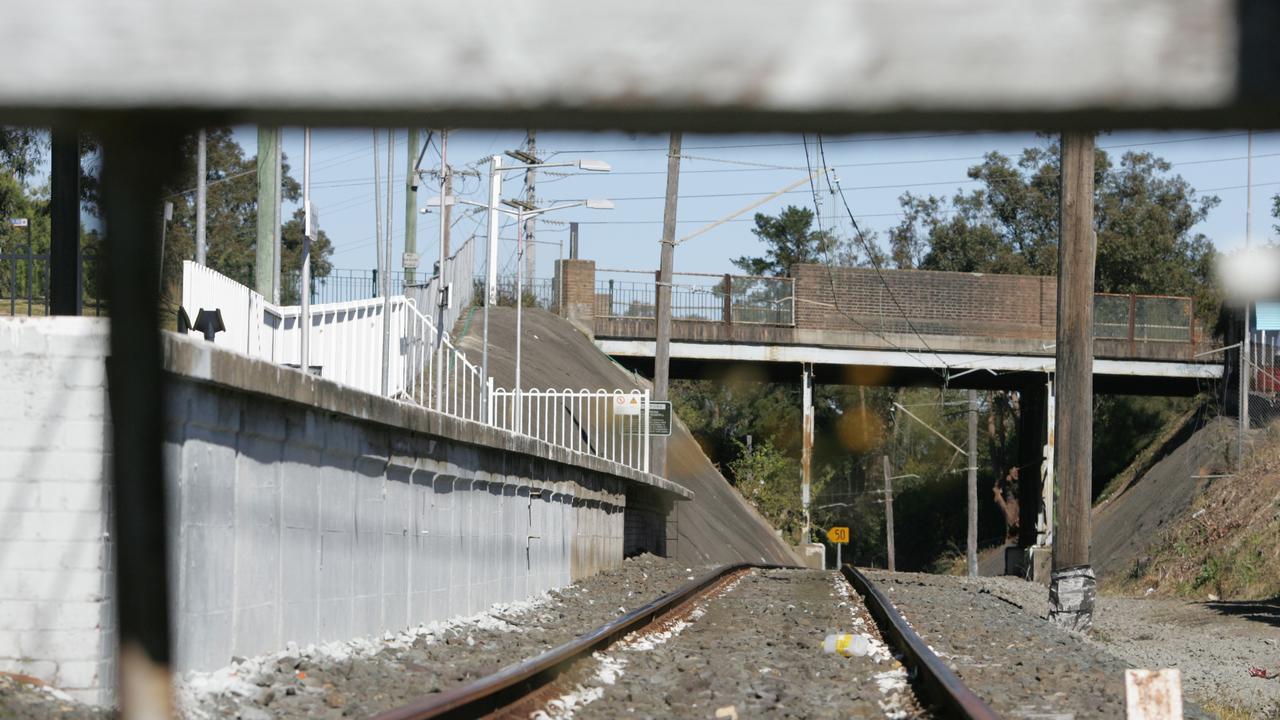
(561, 568, 926, 719)
(967, 574, 1280, 718)
(179, 554, 710, 719)
(862, 571, 1212, 720)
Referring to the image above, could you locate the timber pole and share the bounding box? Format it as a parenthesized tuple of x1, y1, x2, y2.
(403, 129, 419, 284)
(253, 126, 279, 297)
(1049, 130, 1098, 632)
(653, 131, 681, 478)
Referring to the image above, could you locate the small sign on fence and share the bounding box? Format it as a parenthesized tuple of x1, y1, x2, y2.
(8, 218, 28, 227)
(613, 393, 644, 416)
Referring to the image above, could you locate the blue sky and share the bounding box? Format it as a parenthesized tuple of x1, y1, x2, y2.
(232, 128, 1280, 281)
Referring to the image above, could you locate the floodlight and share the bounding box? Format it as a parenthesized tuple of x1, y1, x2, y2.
(584, 199, 615, 210)
(576, 159, 612, 172)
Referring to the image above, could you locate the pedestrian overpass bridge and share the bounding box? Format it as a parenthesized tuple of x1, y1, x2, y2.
(556, 262, 1222, 395)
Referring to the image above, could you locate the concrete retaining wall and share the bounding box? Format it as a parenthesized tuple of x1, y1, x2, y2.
(0, 317, 688, 705)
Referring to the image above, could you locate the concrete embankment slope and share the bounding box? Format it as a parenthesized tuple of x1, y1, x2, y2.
(455, 307, 798, 565)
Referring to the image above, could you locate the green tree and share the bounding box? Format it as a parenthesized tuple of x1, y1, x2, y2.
(728, 438, 808, 544)
(733, 205, 837, 276)
(889, 142, 1220, 319)
(157, 128, 332, 306)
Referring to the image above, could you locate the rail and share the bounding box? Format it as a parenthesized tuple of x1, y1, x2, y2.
(595, 270, 795, 326)
(372, 563, 1000, 720)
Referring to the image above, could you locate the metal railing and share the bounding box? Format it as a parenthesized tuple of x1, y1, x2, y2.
(182, 261, 651, 473)
(487, 387, 651, 473)
(0, 246, 105, 316)
(407, 237, 476, 337)
(1093, 293, 1194, 343)
(594, 270, 795, 326)
(281, 267, 416, 306)
(483, 274, 556, 310)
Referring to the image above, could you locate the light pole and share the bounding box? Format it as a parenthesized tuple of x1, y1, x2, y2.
(435, 193, 612, 427)
(441, 155, 610, 420)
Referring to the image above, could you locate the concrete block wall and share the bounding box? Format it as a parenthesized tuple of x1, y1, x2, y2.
(1, 317, 682, 704)
(0, 318, 115, 705)
(164, 376, 627, 672)
(793, 264, 1055, 340)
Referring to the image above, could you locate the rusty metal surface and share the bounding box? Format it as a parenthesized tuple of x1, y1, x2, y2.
(841, 566, 1002, 720)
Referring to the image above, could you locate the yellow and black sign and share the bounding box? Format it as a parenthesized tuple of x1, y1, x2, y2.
(827, 526, 850, 544)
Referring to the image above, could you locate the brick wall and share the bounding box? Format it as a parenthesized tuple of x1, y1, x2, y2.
(554, 259, 597, 336)
(0, 318, 114, 705)
(793, 264, 1055, 340)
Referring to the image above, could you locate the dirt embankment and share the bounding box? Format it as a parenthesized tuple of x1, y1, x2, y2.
(1095, 408, 1280, 601)
(452, 306, 798, 566)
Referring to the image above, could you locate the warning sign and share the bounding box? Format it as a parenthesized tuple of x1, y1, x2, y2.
(827, 526, 850, 544)
(613, 394, 644, 416)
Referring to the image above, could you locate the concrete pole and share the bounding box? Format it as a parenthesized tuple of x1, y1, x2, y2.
(523, 130, 536, 285)
(196, 128, 207, 266)
(482, 155, 501, 415)
(1049, 131, 1097, 632)
(372, 130, 387, 395)
(50, 128, 80, 315)
(967, 389, 979, 577)
(403, 129, 419, 285)
(1241, 305, 1250, 468)
(515, 209, 525, 431)
(435, 129, 449, 409)
(654, 131, 682, 478)
(801, 364, 814, 543)
(301, 128, 312, 372)
(883, 454, 895, 572)
(382, 130, 394, 397)
(253, 126, 279, 297)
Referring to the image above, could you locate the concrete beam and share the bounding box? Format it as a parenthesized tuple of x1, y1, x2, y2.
(0, 0, 1276, 130)
(593, 339, 1224, 381)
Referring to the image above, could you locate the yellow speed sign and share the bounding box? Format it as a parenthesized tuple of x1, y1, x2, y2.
(827, 526, 850, 544)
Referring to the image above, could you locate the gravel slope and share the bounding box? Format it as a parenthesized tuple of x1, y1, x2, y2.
(454, 307, 798, 566)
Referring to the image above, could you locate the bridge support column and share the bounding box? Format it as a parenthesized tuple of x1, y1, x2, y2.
(1017, 379, 1054, 585)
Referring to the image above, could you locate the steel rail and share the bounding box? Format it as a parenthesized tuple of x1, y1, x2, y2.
(370, 562, 795, 720)
(372, 562, 1001, 720)
(841, 565, 1002, 720)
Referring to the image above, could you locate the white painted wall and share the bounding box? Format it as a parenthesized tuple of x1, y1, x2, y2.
(0, 318, 115, 705)
(0, 317, 629, 705)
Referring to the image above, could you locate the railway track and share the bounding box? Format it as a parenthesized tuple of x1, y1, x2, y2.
(371, 563, 1000, 720)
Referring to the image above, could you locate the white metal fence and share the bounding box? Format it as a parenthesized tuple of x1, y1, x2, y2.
(406, 236, 476, 338)
(181, 261, 651, 473)
(488, 387, 651, 474)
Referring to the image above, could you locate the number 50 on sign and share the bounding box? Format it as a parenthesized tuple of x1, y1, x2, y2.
(827, 526, 849, 544)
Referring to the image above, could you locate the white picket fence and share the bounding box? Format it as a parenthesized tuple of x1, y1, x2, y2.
(180, 261, 651, 473)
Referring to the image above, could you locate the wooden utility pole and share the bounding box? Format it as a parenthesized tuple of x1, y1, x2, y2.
(883, 455, 896, 572)
(653, 131, 681, 478)
(967, 389, 979, 577)
(1050, 130, 1098, 631)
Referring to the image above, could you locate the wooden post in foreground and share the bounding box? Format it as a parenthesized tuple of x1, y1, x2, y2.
(1049, 130, 1098, 632)
(883, 455, 896, 572)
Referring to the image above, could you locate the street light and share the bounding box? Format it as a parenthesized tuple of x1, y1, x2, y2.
(442, 196, 612, 428)
(475, 154, 611, 421)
